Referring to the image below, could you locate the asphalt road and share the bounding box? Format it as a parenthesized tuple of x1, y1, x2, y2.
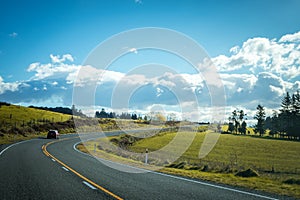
(0, 133, 291, 200)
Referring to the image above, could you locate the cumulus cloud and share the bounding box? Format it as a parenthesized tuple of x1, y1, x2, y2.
(213, 32, 300, 80)
(27, 62, 79, 81)
(279, 31, 300, 43)
(2, 30, 300, 119)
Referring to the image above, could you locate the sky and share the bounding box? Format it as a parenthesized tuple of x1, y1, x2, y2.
(0, 0, 300, 122)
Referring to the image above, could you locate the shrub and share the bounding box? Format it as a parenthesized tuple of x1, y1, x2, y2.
(166, 161, 187, 169)
(283, 178, 300, 185)
(235, 168, 259, 177)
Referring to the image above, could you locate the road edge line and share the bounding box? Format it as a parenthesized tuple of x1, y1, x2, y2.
(0, 139, 36, 156)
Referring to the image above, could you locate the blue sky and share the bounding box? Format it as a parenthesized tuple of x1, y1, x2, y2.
(0, 0, 300, 121)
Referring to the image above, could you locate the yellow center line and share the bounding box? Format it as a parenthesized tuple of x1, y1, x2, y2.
(42, 137, 123, 200)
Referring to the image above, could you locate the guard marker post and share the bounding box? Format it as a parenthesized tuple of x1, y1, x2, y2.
(145, 148, 148, 165)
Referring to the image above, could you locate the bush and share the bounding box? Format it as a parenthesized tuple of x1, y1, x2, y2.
(166, 161, 187, 169)
(235, 168, 259, 177)
(283, 178, 300, 185)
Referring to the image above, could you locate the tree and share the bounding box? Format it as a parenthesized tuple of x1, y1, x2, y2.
(231, 110, 238, 134)
(109, 112, 116, 118)
(239, 121, 247, 135)
(96, 108, 108, 118)
(131, 113, 138, 120)
(228, 122, 235, 133)
(71, 105, 85, 117)
(292, 90, 300, 114)
(268, 111, 280, 137)
(230, 109, 246, 134)
(279, 92, 294, 138)
(254, 104, 266, 136)
(280, 92, 292, 113)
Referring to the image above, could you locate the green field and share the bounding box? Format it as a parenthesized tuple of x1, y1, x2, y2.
(129, 132, 300, 173)
(82, 129, 300, 198)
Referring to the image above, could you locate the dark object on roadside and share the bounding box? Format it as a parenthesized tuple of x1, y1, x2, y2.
(235, 168, 259, 177)
(47, 130, 59, 139)
(283, 178, 300, 185)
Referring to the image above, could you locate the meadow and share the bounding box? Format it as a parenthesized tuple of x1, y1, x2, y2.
(80, 129, 300, 198)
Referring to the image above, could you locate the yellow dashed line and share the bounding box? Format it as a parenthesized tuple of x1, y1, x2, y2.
(42, 138, 123, 200)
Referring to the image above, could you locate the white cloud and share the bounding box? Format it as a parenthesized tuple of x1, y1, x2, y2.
(72, 65, 124, 87)
(9, 32, 18, 38)
(50, 54, 74, 63)
(229, 45, 240, 54)
(269, 85, 284, 96)
(213, 32, 300, 80)
(0, 76, 21, 94)
(220, 73, 257, 91)
(51, 81, 58, 86)
(27, 55, 79, 81)
(279, 31, 300, 43)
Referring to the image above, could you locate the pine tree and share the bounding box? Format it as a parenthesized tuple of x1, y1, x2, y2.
(279, 92, 293, 137)
(254, 104, 266, 136)
(280, 92, 292, 113)
(292, 90, 300, 114)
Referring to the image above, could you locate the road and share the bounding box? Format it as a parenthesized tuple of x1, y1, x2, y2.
(0, 132, 288, 200)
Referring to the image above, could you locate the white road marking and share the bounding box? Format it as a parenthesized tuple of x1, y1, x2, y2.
(73, 139, 278, 200)
(62, 167, 69, 171)
(0, 139, 36, 156)
(51, 158, 56, 162)
(83, 181, 96, 190)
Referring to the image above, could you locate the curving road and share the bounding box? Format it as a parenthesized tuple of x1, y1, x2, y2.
(0, 132, 288, 200)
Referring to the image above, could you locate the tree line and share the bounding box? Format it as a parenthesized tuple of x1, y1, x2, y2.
(29, 105, 86, 117)
(227, 90, 300, 140)
(264, 90, 300, 139)
(95, 108, 146, 120)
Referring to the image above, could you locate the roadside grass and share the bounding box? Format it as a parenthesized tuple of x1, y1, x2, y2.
(159, 168, 300, 198)
(0, 133, 48, 145)
(79, 130, 300, 198)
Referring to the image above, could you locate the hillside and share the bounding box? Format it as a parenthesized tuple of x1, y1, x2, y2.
(0, 103, 72, 127)
(0, 103, 73, 144)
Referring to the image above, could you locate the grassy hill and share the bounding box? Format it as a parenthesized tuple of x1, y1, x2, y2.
(0, 104, 71, 126)
(0, 103, 72, 144)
